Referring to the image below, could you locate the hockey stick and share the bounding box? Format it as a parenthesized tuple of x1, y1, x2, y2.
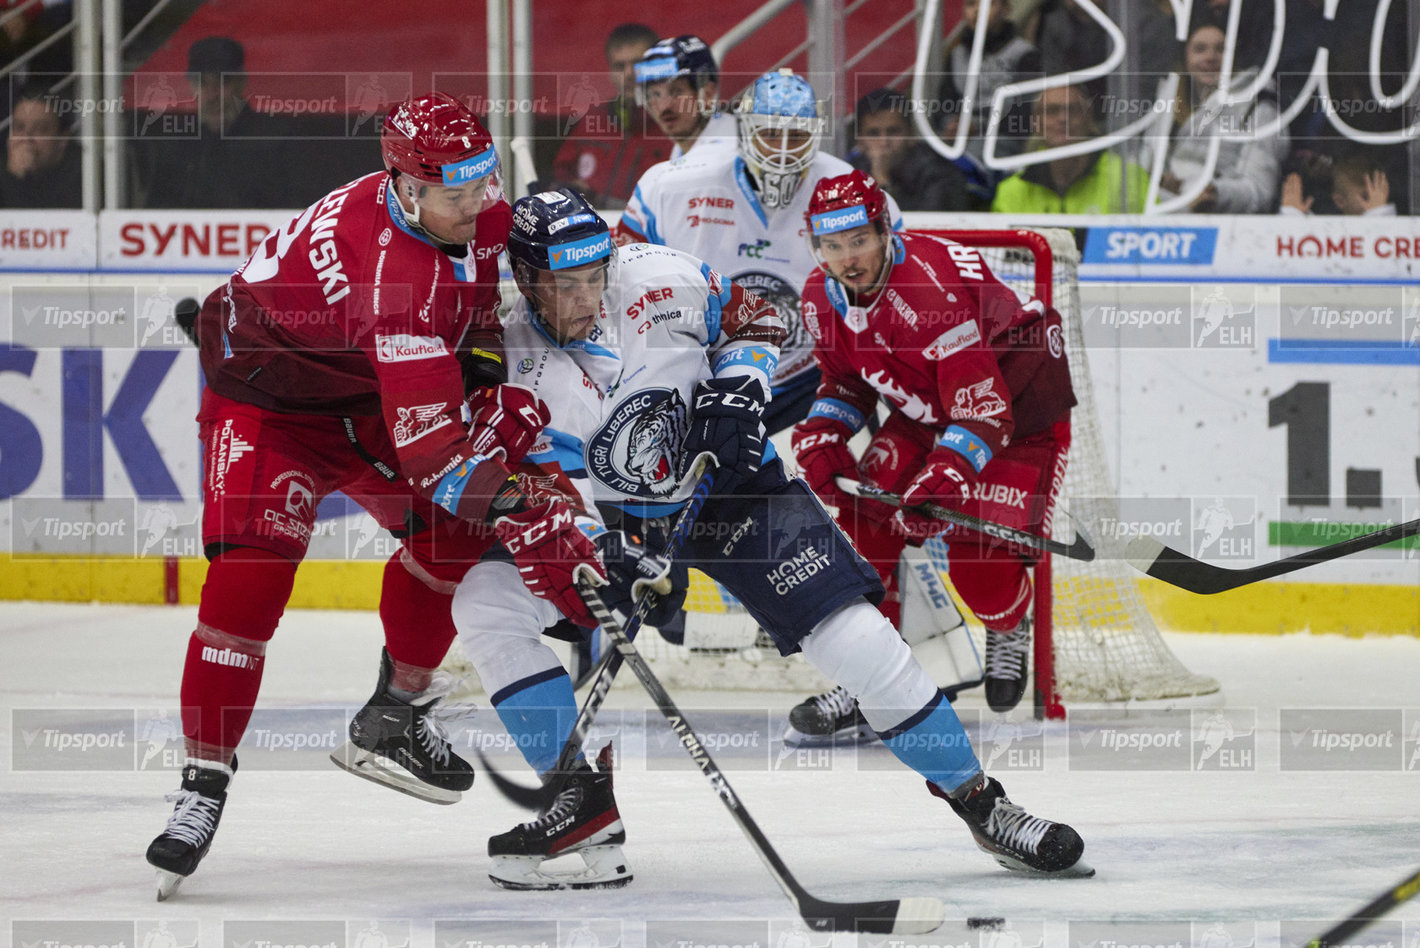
(836, 477, 1096, 562)
(1125, 517, 1420, 595)
(576, 579, 946, 935)
(479, 458, 718, 809)
(1304, 864, 1420, 948)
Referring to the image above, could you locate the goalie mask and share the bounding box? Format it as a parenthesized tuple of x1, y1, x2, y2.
(806, 170, 895, 297)
(736, 69, 824, 210)
(508, 188, 617, 342)
(382, 92, 503, 244)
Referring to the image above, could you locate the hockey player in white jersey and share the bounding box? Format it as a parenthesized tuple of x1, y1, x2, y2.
(633, 34, 735, 160)
(455, 188, 1092, 891)
(619, 68, 901, 430)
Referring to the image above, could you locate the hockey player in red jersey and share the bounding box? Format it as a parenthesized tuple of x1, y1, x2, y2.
(145, 93, 605, 900)
(789, 171, 1076, 736)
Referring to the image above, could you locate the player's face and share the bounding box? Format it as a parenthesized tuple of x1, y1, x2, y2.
(818, 222, 889, 295)
(413, 175, 495, 245)
(529, 260, 608, 343)
(644, 77, 712, 141)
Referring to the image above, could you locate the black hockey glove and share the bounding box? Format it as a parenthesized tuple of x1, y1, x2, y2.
(681, 375, 767, 494)
(591, 530, 687, 631)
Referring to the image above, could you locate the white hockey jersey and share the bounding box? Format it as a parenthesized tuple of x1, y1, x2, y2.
(669, 110, 737, 161)
(505, 242, 783, 518)
(618, 150, 901, 394)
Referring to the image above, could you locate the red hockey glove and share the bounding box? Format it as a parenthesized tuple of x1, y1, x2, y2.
(467, 383, 551, 467)
(791, 417, 857, 511)
(494, 499, 607, 628)
(894, 450, 975, 543)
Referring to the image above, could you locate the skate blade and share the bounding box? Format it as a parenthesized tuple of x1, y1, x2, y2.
(328, 741, 461, 805)
(990, 852, 1096, 878)
(155, 869, 185, 901)
(782, 723, 877, 749)
(488, 845, 632, 891)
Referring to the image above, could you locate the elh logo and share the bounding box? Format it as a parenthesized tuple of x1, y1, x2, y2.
(1191, 285, 1256, 348)
(1192, 709, 1256, 771)
(1191, 496, 1256, 560)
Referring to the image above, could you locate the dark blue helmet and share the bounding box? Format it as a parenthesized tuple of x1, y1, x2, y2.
(633, 35, 718, 98)
(507, 188, 613, 274)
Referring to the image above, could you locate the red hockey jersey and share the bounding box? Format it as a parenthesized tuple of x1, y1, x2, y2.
(197, 171, 515, 522)
(799, 232, 1075, 466)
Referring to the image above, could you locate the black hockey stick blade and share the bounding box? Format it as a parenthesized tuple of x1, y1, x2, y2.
(837, 478, 1095, 562)
(581, 587, 945, 934)
(1126, 516, 1420, 595)
(478, 461, 717, 810)
(1304, 864, 1420, 948)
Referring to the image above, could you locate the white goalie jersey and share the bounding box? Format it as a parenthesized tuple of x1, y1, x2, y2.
(504, 242, 782, 517)
(619, 150, 900, 395)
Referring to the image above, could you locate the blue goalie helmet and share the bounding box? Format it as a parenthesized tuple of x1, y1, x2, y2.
(633, 34, 719, 102)
(507, 188, 614, 275)
(736, 69, 824, 210)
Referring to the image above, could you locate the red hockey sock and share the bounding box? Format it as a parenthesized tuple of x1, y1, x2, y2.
(379, 552, 457, 692)
(949, 554, 1032, 631)
(181, 548, 296, 761)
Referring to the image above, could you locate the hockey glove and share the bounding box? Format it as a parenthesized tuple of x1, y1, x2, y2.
(682, 376, 768, 494)
(591, 530, 688, 631)
(791, 417, 856, 511)
(894, 450, 975, 543)
(467, 383, 551, 467)
(494, 499, 607, 628)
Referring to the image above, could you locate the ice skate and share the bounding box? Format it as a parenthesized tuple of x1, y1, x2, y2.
(984, 617, 1031, 713)
(330, 648, 474, 804)
(933, 775, 1093, 877)
(487, 743, 632, 891)
(783, 684, 876, 747)
(145, 757, 235, 900)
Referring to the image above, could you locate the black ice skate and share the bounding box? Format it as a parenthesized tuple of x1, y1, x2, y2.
(330, 648, 474, 804)
(145, 757, 236, 901)
(487, 743, 631, 891)
(932, 775, 1093, 877)
(782, 684, 876, 747)
(984, 617, 1031, 713)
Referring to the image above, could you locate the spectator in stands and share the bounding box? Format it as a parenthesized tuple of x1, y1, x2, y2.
(991, 83, 1147, 214)
(1157, 23, 1287, 213)
(138, 35, 298, 209)
(1033, 0, 1109, 97)
(0, 0, 73, 89)
(0, 80, 79, 207)
(543, 22, 671, 210)
(935, 0, 1041, 166)
(845, 88, 976, 211)
(1281, 152, 1395, 217)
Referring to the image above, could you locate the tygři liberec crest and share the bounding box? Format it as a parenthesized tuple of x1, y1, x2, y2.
(586, 388, 688, 497)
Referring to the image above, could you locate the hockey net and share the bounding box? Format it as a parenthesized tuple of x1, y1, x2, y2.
(668, 227, 1220, 714)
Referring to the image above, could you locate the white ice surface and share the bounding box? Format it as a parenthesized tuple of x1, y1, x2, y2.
(2, 602, 1418, 948)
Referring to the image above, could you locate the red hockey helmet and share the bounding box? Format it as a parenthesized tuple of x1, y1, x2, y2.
(382, 92, 498, 187)
(805, 170, 890, 239)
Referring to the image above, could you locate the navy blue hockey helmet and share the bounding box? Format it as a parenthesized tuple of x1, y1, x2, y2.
(633, 35, 719, 98)
(507, 188, 614, 275)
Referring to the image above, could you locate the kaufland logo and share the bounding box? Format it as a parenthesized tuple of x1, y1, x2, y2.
(375, 333, 448, 362)
(441, 144, 498, 185)
(550, 232, 612, 269)
(810, 205, 868, 235)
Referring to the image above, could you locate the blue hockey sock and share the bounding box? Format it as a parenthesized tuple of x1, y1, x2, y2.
(489, 667, 578, 775)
